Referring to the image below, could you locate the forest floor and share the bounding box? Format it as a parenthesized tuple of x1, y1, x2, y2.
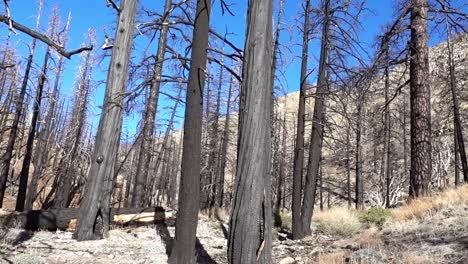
(1, 186, 468, 263)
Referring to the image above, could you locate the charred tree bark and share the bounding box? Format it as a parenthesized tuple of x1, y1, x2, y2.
(409, 0, 431, 198)
(205, 63, 223, 211)
(300, 0, 330, 237)
(227, 0, 273, 263)
(74, 0, 137, 241)
(291, 0, 310, 240)
(131, 0, 172, 207)
(16, 48, 51, 212)
(167, 0, 210, 262)
(54, 51, 92, 209)
(215, 76, 233, 208)
(0, 9, 41, 208)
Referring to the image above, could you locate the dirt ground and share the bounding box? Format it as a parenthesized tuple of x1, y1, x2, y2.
(2, 206, 468, 264)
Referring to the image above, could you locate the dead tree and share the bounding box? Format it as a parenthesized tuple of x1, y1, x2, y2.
(74, 0, 137, 241)
(0, 2, 42, 208)
(168, 0, 210, 262)
(131, 0, 172, 207)
(300, 0, 331, 237)
(291, 0, 311, 240)
(53, 37, 94, 209)
(227, 0, 273, 262)
(215, 75, 234, 208)
(25, 10, 70, 211)
(15, 47, 51, 212)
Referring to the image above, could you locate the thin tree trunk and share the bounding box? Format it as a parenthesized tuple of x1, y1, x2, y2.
(206, 63, 223, 211)
(131, 0, 172, 207)
(383, 61, 392, 208)
(215, 76, 233, 208)
(300, 0, 330, 237)
(53, 55, 91, 209)
(168, 0, 210, 262)
(227, 0, 273, 262)
(346, 123, 352, 208)
(16, 48, 51, 212)
(446, 35, 468, 183)
(291, 0, 310, 240)
(73, 0, 137, 241)
(0, 7, 41, 207)
(409, 0, 431, 198)
(355, 102, 364, 209)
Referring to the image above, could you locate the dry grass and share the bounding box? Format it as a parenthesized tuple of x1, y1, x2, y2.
(401, 252, 434, 264)
(391, 184, 468, 221)
(313, 207, 362, 237)
(355, 226, 382, 249)
(315, 251, 347, 264)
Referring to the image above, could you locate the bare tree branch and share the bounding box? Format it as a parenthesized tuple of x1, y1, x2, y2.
(0, 15, 93, 59)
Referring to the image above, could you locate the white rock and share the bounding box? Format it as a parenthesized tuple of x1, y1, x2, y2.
(279, 257, 295, 264)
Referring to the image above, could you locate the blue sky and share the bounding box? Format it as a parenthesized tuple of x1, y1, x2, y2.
(1, 0, 395, 139)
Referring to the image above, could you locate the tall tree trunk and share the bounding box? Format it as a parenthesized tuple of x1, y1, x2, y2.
(16, 48, 50, 212)
(300, 0, 330, 237)
(132, 0, 172, 207)
(383, 61, 392, 208)
(215, 76, 233, 208)
(168, 0, 210, 262)
(227, 0, 273, 263)
(355, 101, 364, 209)
(291, 0, 310, 240)
(0, 6, 41, 208)
(346, 122, 352, 208)
(206, 63, 223, 210)
(409, 0, 431, 198)
(274, 114, 286, 227)
(446, 35, 468, 183)
(74, 0, 137, 241)
(454, 130, 460, 185)
(145, 85, 182, 205)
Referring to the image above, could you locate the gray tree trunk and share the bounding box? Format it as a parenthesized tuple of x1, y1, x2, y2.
(291, 0, 310, 240)
(300, 0, 330, 236)
(167, 0, 210, 262)
(73, 0, 137, 241)
(131, 0, 172, 207)
(227, 0, 273, 263)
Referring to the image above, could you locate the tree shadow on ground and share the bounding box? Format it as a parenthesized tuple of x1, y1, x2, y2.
(156, 222, 218, 263)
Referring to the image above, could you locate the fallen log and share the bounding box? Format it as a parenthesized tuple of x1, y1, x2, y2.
(7, 207, 172, 231)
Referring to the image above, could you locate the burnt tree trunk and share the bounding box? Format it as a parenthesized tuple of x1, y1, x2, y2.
(409, 0, 431, 198)
(167, 0, 210, 262)
(0, 13, 40, 207)
(16, 48, 51, 212)
(131, 0, 172, 207)
(215, 76, 233, 208)
(227, 0, 273, 263)
(291, 0, 310, 240)
(53, 50, 92, 209)
(300, 0, 330, 237)
(73, 0, 137, 241)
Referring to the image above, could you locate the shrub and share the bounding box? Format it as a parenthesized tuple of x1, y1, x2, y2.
(358, 208, 391, 227)
(313, 207, 362, 237)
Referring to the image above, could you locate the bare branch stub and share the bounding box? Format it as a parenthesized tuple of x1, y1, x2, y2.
(106, 0, 121, 14)
(0, 15, 93, 59)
